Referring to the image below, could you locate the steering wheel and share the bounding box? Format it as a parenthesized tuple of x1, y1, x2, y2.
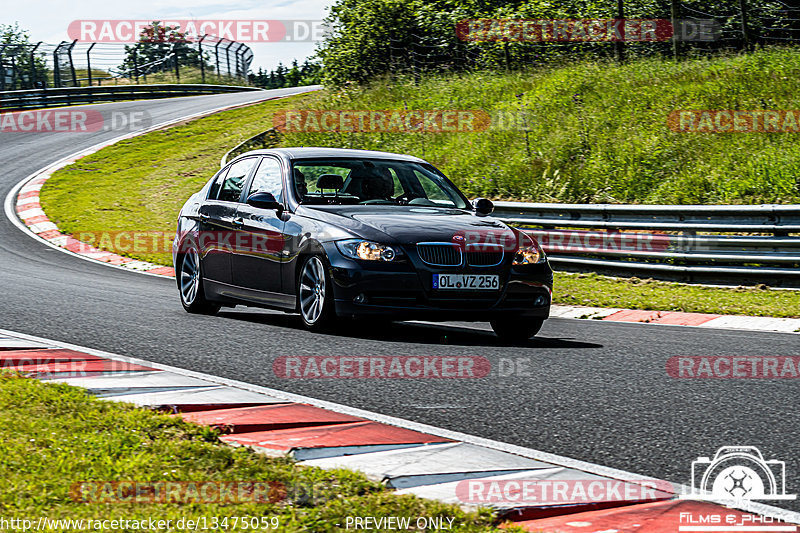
(394, 193, 420, 204)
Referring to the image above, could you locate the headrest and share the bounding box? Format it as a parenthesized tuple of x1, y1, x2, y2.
(316, 174, 344, 190)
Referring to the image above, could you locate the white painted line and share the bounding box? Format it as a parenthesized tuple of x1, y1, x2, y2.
(0, 327, 797, 525)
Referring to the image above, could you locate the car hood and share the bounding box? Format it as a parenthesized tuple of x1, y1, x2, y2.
(297, 205, 514, 244)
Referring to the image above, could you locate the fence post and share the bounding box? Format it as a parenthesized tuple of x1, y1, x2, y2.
(670, 0, 682, 60)
(198, 35, 206, 83)
(615, 0, 626, 62)
(10, 55, 17, 90)
(29, 42, 41, 89)
(132, 48, 140, 84)
(739, 0, 751, 50)
(224, 41, 234, 78)
(173, 44, 180, 82)
(235, 44, 246, 79)
(53, 43, 62, 88)
(86, 42, 95, 87)
(67, 40, 78, 87)
(214, 40, 222, 80)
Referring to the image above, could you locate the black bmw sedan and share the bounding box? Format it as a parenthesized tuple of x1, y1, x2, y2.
(173, 148, 553, 340)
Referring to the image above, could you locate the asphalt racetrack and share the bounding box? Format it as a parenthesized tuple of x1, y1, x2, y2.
(2, 88, 798, 511)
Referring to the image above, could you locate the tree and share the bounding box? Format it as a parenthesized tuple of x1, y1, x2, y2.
(118, 22, 213, 78)
(0, 23, 49, 89)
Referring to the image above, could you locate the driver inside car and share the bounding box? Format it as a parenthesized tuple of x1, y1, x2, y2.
(360, 167, 394, 202)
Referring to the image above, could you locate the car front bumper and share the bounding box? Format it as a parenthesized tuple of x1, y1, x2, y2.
(323, 242, 553, 321)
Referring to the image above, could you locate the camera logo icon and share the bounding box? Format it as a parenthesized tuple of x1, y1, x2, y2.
(685, 446, 796, 501)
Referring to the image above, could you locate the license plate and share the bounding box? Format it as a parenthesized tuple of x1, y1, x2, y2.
(432, 274, 499, 290)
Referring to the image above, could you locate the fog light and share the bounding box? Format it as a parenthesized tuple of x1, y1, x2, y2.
(353, 293, 367, 304)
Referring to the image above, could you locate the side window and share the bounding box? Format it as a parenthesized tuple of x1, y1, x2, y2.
(207, 167, 229, 200)
(216, 158, 257, 202)
(247, 158, 283, 202)
(387, 167, 403, 196)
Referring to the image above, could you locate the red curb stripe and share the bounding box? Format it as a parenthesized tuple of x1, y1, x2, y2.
(648, 311, 720, 326)
(38, 229, 66, 240)
(504, 499, 769, 532)
(22, 215, 49, 225)
(9, 360, 155, 374)
(146, 266, 176, 277)
(180, 403, 364, 434)
(18, 190, 40, 200)
(0, 349, 104, 363)
(603, 309, 721, 326)
(603, 309, 663, 323)
(16, 202, 41, 212)
(220, 420, 452, 452)
(166, 403, 284, 413)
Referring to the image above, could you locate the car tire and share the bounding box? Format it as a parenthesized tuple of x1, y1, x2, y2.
(297, 255, 335, 331)
(178, 244, 220, 315)
(490, 317, 544, 342)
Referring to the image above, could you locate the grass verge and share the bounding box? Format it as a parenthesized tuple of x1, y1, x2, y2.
(39, 71, 799, 318)
(0, 373, 507, 531)
(558, 273, 800, 318)
(279, 48, 800, 205)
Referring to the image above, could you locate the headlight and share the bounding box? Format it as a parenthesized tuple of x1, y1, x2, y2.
(336, 239, 397, 261)
(513, 232, 546, 265)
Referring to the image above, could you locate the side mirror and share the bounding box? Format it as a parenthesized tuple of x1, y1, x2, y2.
(472, 197, 494, 215)
(247, 191, 283, 213)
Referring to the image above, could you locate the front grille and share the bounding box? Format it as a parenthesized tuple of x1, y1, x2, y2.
(417, 243, 462, 266)
(465, 244, 504, 267)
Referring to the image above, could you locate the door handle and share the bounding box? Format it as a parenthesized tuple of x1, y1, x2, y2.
(232, 217, 244, 226)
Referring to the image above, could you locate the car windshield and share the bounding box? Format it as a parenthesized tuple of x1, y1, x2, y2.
(290, 158, 469, 209)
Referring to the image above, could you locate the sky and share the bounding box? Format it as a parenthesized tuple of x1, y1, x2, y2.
(4, 0, 331, 71)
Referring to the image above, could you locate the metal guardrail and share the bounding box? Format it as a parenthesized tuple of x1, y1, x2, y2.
(216, 125, 799, 287)
(493, 202, 800, 287)
(0, 84, 263, 111)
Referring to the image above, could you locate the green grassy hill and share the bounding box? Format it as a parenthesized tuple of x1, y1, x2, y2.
(281, 48, 800, 204)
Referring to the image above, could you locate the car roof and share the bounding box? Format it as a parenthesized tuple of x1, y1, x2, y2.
(239, 147, 428, 163)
